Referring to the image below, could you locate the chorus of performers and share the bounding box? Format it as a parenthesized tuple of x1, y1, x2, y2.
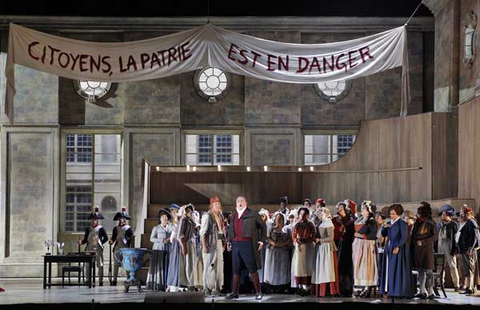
(83, 198, 480, 300)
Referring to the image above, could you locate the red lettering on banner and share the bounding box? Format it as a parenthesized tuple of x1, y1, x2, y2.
(180, 41, 192, 61)
(359, 46, 373, 63)
(48, 45, 60, 65)
(251, 51, 261, 68)
(69, 53, 81, 71)
(278, 55, 289, 71)
(127, 55, 137, 71)
(267, 54, 276, 71)
(238, 50, 249, 65)
(140, 53, 150, 69)
(158, 50, 167, 66)
(228, 43, 238, 61)
(348, 51, 358, 69)
(150, 53, 161, 69)
(28, 41, 40, 60)
(308, 57, 322, 74)
(90, 55, 101, 72)
(101, 56, 112, 74)
(323, 55, 335, 73)
(296, 57, 309, 73)
(79, 54, 89, 72)
(58, 52, 70, 68)
(335, 53, 346, 72)
(168, 48, 177, 66)
(119, 56, 127, 72)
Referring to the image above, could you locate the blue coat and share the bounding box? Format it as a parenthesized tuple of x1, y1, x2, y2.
(379, 219, 414, 298)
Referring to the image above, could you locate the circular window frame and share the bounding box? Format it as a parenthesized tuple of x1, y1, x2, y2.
(73, 80, 112, 103)
(314, 80, 352, 103)
(193, 66, 231, 103)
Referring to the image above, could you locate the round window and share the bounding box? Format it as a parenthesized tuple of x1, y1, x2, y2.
(194, 67, 230, 102)
(73, 80, 111, 103)
(314, 80, 352, 103)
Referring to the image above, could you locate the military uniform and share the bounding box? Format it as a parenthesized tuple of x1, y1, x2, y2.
(80, 207, 108, 286)
(111, 207, 133, 285)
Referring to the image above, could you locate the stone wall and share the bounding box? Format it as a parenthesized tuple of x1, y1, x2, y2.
(0, 128, 58, 277)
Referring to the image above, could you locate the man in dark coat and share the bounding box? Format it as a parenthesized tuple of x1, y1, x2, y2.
(457, 205, 478, 295)
(226, 196, 267, 300)
(109, 206, 133, 286)
(411, 202, 437, 299)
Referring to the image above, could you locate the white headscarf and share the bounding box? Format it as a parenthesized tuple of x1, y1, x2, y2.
(319, 207, 333, 228)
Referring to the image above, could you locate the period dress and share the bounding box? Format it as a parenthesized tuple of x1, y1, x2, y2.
(311, 219, 339, 297)
(167, 222, 181, 289)
(292, 219, 316, 286)
(147, 223, 173, 291)
(380, 218, 414, 298)
(333, 215, 355, 296)
(352, 217, 378, 286)
(264, 226, 292, 286)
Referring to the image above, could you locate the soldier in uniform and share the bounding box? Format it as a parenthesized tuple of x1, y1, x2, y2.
(78, 205, 109, 286)
(109, 206, 133, 286)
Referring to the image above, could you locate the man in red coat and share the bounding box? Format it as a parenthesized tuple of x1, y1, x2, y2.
(226, 196, 267, 300)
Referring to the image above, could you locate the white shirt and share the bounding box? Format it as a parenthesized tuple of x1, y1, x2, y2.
(390, 217, 401, 226)
(236, 207, 246, 219)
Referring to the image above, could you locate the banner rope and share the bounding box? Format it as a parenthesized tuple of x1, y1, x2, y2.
(405, 1, 424, 26)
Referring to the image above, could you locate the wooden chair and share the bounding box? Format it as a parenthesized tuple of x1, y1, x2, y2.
(62, 262, 84, 286)
(432, 253, 447, 298)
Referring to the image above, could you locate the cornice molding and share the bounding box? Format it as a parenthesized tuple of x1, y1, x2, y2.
(0, 16, 434, 32)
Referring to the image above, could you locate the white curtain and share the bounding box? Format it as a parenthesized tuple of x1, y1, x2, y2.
(134, 161, 150, 248)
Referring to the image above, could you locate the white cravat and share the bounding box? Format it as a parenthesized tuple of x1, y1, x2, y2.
(236, 207, 246, 219)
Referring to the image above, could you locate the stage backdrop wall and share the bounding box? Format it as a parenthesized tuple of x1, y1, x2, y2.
(150, 112, 457, 206)
(459, 96, 480, 207)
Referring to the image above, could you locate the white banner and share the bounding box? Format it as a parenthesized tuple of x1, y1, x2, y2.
(5, 23, 409, 118)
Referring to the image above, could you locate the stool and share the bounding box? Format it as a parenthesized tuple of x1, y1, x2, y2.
(62, 263, 83, 286)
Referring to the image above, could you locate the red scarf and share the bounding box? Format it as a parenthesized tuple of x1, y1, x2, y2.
(417, 217, 427, 224)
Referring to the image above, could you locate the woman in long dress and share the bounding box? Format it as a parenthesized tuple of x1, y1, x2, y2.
(258, 208, 272, 287)
(311, 207, 339, 297)
(333, 201, 355, 297)
(166, 204, 182, 292)
(352, 200, 378, 298)
(379, 204, 414, 298)
(147, 209, 173, 291)
(292, 207, 316, 296)
(264, 212, 292, 293)
(287, 209, 299, 292)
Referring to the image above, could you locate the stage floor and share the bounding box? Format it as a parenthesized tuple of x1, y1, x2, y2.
(1, 279, 480, 307)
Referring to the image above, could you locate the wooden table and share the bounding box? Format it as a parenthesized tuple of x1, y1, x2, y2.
(43, 254, 96, 289)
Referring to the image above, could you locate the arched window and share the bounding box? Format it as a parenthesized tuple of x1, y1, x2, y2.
(194, 67, 230, 102)
(314, 80, 352, 103)
(73, 80, 111, 103)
